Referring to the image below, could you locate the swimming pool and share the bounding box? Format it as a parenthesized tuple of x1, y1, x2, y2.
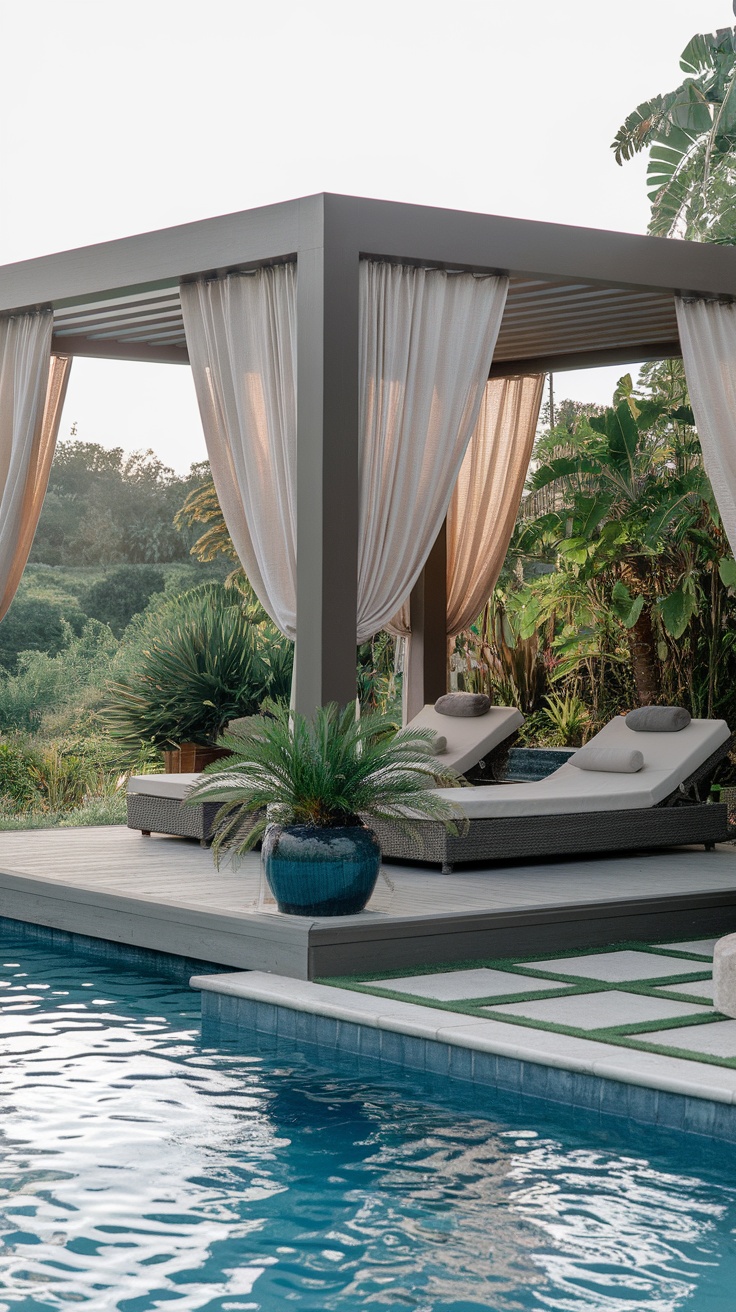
(1, 927, 735, 1310)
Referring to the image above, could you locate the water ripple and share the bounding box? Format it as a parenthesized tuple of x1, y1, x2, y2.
(0, 933, 735, 1311)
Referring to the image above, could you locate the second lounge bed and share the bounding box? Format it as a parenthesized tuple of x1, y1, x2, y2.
(371, 715, 733, 871)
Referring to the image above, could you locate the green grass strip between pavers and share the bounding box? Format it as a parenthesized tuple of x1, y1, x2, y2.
(316, 938, 733, 1071)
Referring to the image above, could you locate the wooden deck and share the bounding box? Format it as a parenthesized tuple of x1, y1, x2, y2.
(1, 825, 736, 979)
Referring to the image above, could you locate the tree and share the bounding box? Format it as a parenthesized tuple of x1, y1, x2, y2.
(0, 598, 74, 672)
(80, 566, 166, 637)
(612, 27, 736, 239)
(30, 442, 209, 566)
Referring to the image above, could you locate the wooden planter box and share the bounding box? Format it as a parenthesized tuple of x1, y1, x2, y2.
(162, 743, 230, 773)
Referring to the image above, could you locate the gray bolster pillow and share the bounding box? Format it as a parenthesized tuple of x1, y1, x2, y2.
(435, 692, 491, 717)
(625, 706, 691, 733)
(570, 746, 644, 773)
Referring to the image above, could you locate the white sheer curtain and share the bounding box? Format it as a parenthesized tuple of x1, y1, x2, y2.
(180, 266, 298, 636)
(0, 311, 71, 620)
(357, 262, 508, 641)
(446, 373, 544, 636)
(676, 297, 736, 554)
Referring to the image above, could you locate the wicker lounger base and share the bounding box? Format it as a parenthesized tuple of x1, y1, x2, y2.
(371, 803, 730, 873)
(127, 793, 220, 846)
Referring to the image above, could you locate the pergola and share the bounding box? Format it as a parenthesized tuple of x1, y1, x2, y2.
(2, 193, 736, 717)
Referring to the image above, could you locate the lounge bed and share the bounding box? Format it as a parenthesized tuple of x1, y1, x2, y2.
(371, 716, 733, 872)
(126, 773, 216, 845)
(125, 703, 524, 842)
(404, 702, 523, 780)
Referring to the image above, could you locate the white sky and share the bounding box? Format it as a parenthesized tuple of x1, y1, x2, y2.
(0, 0, 730, 472)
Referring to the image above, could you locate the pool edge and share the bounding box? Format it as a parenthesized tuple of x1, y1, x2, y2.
(192, 969, 736, 1143)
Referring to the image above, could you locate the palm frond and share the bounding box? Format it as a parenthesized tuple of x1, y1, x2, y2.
(187, 701, 464, 859)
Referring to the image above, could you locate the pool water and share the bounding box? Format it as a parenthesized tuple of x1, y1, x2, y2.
(1, 931, 736, 1311)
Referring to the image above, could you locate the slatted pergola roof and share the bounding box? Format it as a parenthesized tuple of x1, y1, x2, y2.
(47, 275, 682, 377)
(1, 193, 734, 711)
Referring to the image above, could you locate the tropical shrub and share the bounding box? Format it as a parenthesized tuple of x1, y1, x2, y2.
(187, 701, 461, 860)
(539, 692, 590, 747)
(81, 565, 166, 636)
(0, 620, 118, 734)
(0, 741, 44, 811)
(0, 597, 79, 672)
(104, 583, 293, 757)
(515, 380, 736, 716)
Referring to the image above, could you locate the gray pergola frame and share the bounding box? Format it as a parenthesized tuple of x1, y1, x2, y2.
(2, 192, 736, 717)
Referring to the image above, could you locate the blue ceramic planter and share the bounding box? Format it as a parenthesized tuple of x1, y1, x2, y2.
(262, 823, 381, 916)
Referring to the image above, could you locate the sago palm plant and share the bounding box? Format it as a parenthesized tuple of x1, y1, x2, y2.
(187, 701, 462, 859)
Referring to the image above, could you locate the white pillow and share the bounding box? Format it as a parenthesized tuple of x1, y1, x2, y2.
(570, 746, 644, 774)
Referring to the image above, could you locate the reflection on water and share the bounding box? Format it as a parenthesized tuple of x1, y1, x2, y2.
(0, 932, 734, 1311)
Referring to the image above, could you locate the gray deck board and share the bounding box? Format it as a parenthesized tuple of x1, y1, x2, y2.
(0, 826, 735, 979)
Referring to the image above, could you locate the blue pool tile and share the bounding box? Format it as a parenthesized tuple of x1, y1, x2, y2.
(520, 1061, 550, 1101)
(544, 1066, 576, 1108)
(683, 1097, 718, 1139)
(599, 1078, 628, 1119)
(201, 996, 736, 1144)
(293, 1010, 320, 1045)
(424, 1039, 449, 1078)
(656, 1089, 687, 1132)
(334, 1012, 362, 1054)
(448, 1043, 474, 1084)
(570, 1072, 601, 1112)
(254, 1001, 277, 1034)
(495, 1055, 522, 1092)
(357, 1024, 381, 1060)
(275, 1005, 298, 1040)
(626, 1083, 659, 1125)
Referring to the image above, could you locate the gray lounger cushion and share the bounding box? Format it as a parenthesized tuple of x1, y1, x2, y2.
(435, 692, 491, 717)
(407, 704, 523, 776)
(625, 705, 691, 732)
(570, 745, 644, 773)
(429, 717, 729, 818)
(127, 773, 200, 801)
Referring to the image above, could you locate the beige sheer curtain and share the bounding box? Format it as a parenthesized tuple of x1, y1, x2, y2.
(357, 262, 508, 641)
(0, 311, 71, 621)
(676, 297, 736, 554)
(388, 373, 544, 640)
(446, 373, 544, 636)
(180, 266, 298, 637)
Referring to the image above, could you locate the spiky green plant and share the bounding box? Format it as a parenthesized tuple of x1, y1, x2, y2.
(540, 692, 590, 748)
(104, 584, 292, 757)
(187, 701, 463, 860)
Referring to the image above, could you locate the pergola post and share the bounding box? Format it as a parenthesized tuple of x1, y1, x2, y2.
(294, 203, 360, 717)
(404, 523, 448, 723)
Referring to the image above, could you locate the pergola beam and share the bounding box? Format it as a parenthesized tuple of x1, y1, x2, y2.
(489, 340, 683, 378)
(50, 335, 189, 365)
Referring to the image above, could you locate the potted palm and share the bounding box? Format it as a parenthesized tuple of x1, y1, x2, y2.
(187, 701, 461, 916)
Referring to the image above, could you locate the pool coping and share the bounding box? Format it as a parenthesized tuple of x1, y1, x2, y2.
(191, 969, 736, 1140)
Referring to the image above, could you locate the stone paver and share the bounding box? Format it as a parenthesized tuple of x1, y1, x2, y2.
(657, 938, 719, 957)
(640, 1020, 736, 1058)
(522, 950, 709, 982)
(362, 968, 562, 1001)
(658, 979, 715, 1001)
(488, 989, 712, 1032)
